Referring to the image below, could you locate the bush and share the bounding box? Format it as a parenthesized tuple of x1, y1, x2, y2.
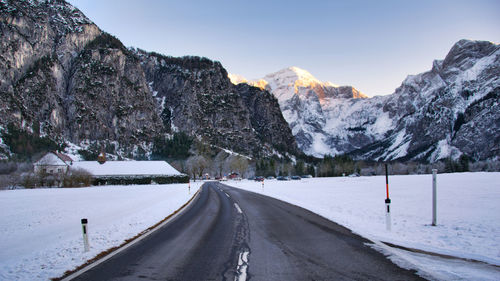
(62, 168, 92, 188)
(21, 173, 38, 189)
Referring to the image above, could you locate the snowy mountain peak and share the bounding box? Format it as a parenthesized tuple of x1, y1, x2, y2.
(263, 66, 337, 94)
(228, 73, 248, 84)
(272, 66, 322, 85)
(247, 40, 499, 161)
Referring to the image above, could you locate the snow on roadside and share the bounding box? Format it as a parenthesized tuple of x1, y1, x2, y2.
(229, 172, 500, 280)
(0, 182, 201, 281)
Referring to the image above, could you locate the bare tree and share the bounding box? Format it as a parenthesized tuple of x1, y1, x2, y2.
(230, 156, 248, 178)
(186, 155, 209, 180)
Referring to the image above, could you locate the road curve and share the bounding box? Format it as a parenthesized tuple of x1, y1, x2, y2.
(72, 182, 424, 281)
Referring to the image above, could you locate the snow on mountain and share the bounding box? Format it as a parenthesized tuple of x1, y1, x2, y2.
(362, 39, 500, 162)
(232, 40, 500, 162)
(228, 73, 248, 85)
(230, 66, 370, 157)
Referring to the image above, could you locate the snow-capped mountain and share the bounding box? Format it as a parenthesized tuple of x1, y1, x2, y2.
(232, 40, 500, 162)
(356, 39, 500, 162)
(231, 67, 369, 157)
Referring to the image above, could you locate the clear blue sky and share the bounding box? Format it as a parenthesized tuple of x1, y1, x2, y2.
(67, 0, 500, 96)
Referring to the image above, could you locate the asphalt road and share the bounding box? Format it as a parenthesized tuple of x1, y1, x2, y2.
(72, 182, 424, 281)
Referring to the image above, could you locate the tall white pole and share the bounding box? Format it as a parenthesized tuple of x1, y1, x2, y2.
(432, 169, 437, 226)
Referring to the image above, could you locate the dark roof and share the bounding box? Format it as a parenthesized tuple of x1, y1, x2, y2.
(54, 152, 73, 163)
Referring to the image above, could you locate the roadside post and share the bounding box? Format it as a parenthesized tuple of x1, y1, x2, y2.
(262, 178, 264, 191)
(432, 169, 437, 226)
(188, 180, 191, 195)
(385, 164, 391, 231)
(81, 218, 90, 252)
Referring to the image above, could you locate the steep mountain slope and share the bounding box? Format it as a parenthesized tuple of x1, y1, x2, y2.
(0, 0, 298, 159)
(354, 39, 500, 162)
(0, 0, 163, 156)
(236, 40, 500, 162)
(231, 67, 369, 156)
(136, 50, 298, 157)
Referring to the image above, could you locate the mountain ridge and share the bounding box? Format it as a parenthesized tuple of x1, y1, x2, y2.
(231, 40, 500, 162)
(0, 0, 299, 160)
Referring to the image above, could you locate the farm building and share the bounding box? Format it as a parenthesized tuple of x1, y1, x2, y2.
(72, 160, 188, 185)
(34, 152, 73, 175)
(33, 152, 188, 185)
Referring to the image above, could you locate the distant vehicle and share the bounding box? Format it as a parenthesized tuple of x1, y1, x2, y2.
(291, 176, 301, 180)
(277, 176, 289, 181)
(247, 176, 255, 181)
(254, 176, 265, 182)
(266, 176, 275, 180)
(348, 173, 360, 177)
(301, 175, 313, 178)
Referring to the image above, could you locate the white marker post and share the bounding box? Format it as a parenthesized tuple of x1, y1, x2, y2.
(81, 218, 90, 252)
(385, 164, 391, 231)
(188, 180, 191, 195)
(432, 169, 437, 226)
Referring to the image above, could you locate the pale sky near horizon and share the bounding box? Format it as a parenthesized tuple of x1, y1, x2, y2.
(67, 0, 500, 96)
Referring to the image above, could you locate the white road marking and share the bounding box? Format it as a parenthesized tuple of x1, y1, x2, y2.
(234, 250, 250, 281)
(234, 203, 243, 214)
(225, 192, 230, 198)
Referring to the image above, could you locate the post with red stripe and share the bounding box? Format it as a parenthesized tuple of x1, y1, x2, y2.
(385, 164, 391, 231)
(81, 218, 90, 252)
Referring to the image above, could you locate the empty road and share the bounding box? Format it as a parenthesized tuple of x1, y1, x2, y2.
(72, 182, 424, 280)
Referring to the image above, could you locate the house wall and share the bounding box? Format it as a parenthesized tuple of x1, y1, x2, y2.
(34, 165, 68, 175)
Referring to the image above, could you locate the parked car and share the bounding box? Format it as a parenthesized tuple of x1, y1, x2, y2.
(254, 176, 265, 182)
(277, 176, 289, 181)
(291, 175, 301, 180)
(266, 176, 275, 180)
(301, 175, 313, 178)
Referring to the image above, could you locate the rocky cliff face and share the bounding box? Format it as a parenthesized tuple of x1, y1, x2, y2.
(354, 39, 500, 162)
(242, 41, 500, 162)
(0, 0, 162, 156)
(136, 50, 298, 156)
(0, 0, 297, 159)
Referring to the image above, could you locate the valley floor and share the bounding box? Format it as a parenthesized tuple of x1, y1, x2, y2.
(0, 173, 498, 280)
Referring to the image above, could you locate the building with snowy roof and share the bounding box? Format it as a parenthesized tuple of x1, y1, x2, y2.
(34, 152, 74, 175)
(33, 152, 188, 185)
(71, 160, 188, 185)
(72, 160, 181, 177)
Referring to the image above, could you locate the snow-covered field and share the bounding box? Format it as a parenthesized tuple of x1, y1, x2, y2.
(0, 182, 202, 281)
(1, 173, 499, 280)
(230, 172, 500, 280)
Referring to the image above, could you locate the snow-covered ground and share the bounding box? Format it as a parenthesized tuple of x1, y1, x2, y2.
(1, 173, 499, 280)
(0, 182, 202, 281)
(230, 172, 500, 280)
